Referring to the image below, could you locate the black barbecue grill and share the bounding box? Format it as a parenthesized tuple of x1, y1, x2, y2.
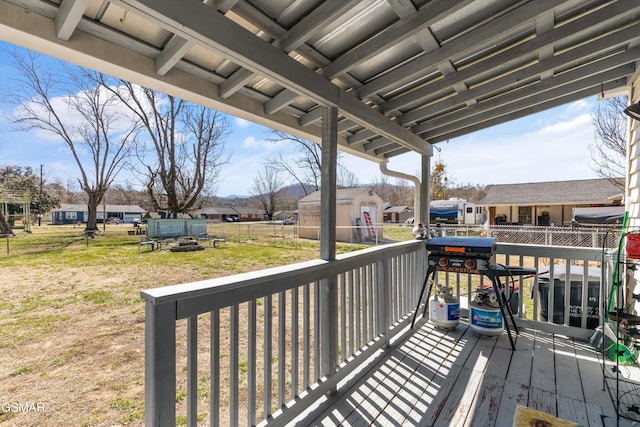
(412, 236, 536, 350)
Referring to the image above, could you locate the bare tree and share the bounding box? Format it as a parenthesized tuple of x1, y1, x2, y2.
(102, 81, 230, 216)
(10, 52, 136, 231)
(267, 130, 358, 193)
(589, 96, 628, 189)
(250, 165, 285, 221)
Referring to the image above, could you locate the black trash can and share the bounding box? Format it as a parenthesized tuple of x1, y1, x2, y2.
(537, 265, 601, 329)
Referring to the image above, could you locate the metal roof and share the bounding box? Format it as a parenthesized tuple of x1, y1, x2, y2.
(1, 0, 639, 166)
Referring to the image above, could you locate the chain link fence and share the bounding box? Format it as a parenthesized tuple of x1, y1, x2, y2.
(204, 221, 623, 249)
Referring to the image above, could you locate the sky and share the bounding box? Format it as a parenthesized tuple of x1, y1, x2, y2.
(0, 41, 604, 198)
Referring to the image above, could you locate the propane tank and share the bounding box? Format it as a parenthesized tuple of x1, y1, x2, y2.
(429, 284, 459, 329)
(470, 289, 504, 336)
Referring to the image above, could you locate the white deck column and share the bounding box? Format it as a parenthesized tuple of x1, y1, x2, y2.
(144, 300, 176, 427)
(626, 76, 640, 316)
(419, 155, 431, 225)
(320, 106, 339, 383)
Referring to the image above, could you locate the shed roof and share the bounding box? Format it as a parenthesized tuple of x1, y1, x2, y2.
(478, 178, 623, 206)
(299, 187, 378, 203)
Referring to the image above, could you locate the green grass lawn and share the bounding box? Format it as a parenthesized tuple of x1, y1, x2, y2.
(0, 224, 376, 426)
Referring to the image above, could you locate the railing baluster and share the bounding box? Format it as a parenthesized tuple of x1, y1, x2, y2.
(348, 270, 355, 357)
(314, 281, 320, 382)
(303, 283, 310, 390)
(187, 315, 198, 427)
(248, 300, 256, 427)
(340, 272, 346, 362)
(355, 268, 361, 350)
(210, 309, 220, 427)
(368, 263, 375, 338)
(230, 304, 239, 426)
(264, 295, 272, 419)
(291, 287, 299, 396)
(533, 257, 540, 322)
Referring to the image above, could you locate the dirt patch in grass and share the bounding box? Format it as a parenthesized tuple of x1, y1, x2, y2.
(0, 227, 333, 426)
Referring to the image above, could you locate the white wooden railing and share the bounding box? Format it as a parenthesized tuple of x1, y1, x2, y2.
(141, 241, 612, 426)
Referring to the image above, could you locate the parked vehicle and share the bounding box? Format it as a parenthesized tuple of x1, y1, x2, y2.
(430, 198, 485, 225)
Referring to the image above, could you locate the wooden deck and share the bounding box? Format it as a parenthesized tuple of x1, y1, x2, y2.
(295, 319, 640, 427)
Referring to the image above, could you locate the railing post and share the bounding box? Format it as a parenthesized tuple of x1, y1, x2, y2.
(376, 254, 391, 348)
(144, 300, 177, 427)
(320, 275, 338, 389)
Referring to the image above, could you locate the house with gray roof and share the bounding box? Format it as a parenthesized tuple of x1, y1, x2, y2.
(51, 203, 145, 224)
(383, 205, 412, 224)
(199, 206, 240, 222)
(477, 178, 623, 226)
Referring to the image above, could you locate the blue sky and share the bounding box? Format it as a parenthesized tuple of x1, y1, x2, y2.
(0, 41, 602, 197)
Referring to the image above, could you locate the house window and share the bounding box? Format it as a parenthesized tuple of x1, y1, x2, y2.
(518, 207, 532, 224)
(65, 212, 77, 220)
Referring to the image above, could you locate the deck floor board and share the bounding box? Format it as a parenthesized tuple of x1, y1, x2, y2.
(297, 319, 640, 427)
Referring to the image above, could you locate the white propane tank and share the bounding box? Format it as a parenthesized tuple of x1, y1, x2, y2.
(470, 290, 503, 336)
(429, 285, 460, 329)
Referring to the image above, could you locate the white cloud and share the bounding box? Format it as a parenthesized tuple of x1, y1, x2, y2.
(533, 113, 591, 137)
(235, 117, 251, 128)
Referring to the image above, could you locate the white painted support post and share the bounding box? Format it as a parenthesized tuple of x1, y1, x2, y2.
(420, 155, 431, 226)
(144, 301, 177, 427)
(320, 106, 338, 387)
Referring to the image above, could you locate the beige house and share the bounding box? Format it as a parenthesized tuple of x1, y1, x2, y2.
(478, 178, 623, 226)
(298, 187, 383, 242)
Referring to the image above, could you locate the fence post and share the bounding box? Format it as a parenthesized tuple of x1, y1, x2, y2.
(144, 300, 177, 427)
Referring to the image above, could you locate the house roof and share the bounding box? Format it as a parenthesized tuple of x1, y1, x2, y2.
(233, 207, 265, 215)
(53, 203, 145, 213)
(299, 187, 378, 203)
(384, 205, 411, 214)
(478, 178, 623, 206)
(200, 207, 238, 215)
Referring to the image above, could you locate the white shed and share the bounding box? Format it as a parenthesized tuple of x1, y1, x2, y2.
(298, 187, 384, 242)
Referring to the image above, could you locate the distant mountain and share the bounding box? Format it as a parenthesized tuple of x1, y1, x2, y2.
(220, 194, 250, 199)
